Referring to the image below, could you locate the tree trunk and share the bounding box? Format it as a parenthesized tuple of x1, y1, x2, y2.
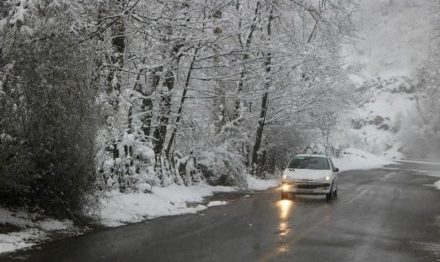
(165, 47, 199, 158)
(233, 1, 261, 120)
(212, 10, 226, 133)
(142, 69, 160, 138)
(153, 38, 181, 156)
(251, 4, 273, 176)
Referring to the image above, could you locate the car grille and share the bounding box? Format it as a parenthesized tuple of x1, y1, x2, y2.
(296, 183, 330, 189)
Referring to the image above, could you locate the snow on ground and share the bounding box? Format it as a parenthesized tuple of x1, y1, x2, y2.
(207, 201, 227, 207)
(0, 207, 77, 254)
(333, 148, 394, 172)
(99, 184, 231, 227)
(434, 181, 440, 190)
(100, 176, 278, 227)
(338, 0, 434, 160)
(246, 174, 278, 191)
(0, 229, 46, 254)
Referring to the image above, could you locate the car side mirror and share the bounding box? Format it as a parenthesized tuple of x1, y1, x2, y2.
(333, 168, 339, 172)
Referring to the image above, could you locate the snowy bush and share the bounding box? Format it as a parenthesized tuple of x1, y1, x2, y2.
(96, 128, 160, 193)
(196, 123, 248, 187)
(0, 8, 99, 218)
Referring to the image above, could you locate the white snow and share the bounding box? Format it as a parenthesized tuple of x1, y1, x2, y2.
(99, 183, 234, 227)
(37, 219, 74, 231)
(0, 207, 77, 254)
(0, 229, 46, 254)
(0, 208, 75, 232)
(434, 181, 440, 190)
(332, 148, 394, 172)
(207, 201, 227, 207)
(99, 176, 278, 227)
(246, 174, 278, 191)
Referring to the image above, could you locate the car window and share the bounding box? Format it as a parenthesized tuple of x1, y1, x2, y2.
(288, 156, 330, 170)
(328, 158, 334, 169)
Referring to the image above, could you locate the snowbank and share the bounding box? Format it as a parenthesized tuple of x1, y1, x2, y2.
(434, 181, 440, 190)
(100, 176, 278, 227)
(332, 148, 394, 172)
(0, 229, 45, 254)
(207, 201, 227, 207)
(0, 207, 77, 254)
(99, 184, 231, 227)
(246, 175, 278, 190)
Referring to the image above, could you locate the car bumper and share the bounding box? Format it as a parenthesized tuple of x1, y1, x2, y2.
(281, 181, 331, 195)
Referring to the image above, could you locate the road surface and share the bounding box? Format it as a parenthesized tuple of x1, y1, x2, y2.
(2, 161, 440, 261)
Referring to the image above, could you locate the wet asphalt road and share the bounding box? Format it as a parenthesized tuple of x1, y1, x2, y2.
(2, 161, 440, 262)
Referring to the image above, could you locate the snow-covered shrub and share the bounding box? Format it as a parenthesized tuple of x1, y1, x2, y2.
(196, 123, 247, 187)
(0, 7, 99, 218)
(173, 151, 202, 186)
(96, 129, 159, 193)
(0, 133, 35, 206)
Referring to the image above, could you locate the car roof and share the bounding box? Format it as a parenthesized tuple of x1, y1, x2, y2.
(295, 154, 329, 158)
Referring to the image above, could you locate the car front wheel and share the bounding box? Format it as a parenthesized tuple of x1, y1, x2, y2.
(326, 192, 333, 201)
(333, 188, 338, 198)
(326, 184, 335, 201)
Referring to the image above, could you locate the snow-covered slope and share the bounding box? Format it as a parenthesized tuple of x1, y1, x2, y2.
(333, 77, 417, 159)
(333, 148, 393, 171)
(337, 0, 434, 159)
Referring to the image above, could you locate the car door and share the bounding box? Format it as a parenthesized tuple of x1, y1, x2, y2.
(328, 158, 338, 187)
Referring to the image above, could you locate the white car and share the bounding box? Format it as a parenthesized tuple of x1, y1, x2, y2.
(281, 154, 339, 201)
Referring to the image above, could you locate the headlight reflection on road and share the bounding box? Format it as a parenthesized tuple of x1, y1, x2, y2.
(259, 200, 294, 260)
(277, 199, 293, 220)
(279, 221, 289, 237)
(276, 199, 294, 255)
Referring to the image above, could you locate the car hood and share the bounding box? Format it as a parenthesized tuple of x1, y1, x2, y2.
(283, 169, 332, 181)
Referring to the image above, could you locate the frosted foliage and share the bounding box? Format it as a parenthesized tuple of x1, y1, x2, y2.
(0, 0, 360, 211)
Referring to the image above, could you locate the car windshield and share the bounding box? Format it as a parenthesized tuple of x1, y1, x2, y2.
(288, 156, 330, 170)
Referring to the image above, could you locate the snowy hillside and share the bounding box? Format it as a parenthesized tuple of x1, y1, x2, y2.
(336, 0, 434, 159)
(333, 77, 417, 159)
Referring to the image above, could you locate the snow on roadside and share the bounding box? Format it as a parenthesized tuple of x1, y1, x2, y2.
(246, 174, 278, 191)
(0, 207, 77, 254)
(0, 208, 75, 232)
(207, 201, 227, 207)
(0, 229, 46, 254)
(99, 183, 234, 227)
(100, 176, 278, 227)
(433, 181, 440, 190)
(1, 175, 278, 253)
(332, 148, 394, 172)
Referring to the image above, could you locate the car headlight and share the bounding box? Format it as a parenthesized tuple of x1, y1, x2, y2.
(325, 176, 330, 181)
(282, 174, 287, 180)
(281, 184, 290, 191)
